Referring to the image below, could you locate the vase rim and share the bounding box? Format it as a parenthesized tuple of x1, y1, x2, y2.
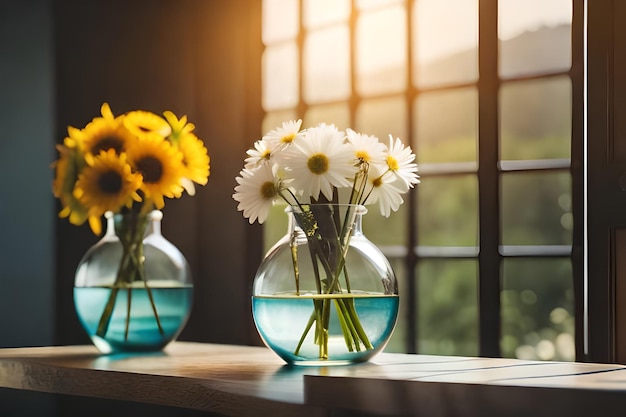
(104, 210, 163, 220)
(285, 203, 367, 215)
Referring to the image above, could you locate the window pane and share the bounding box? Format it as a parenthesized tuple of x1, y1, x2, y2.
(356, 6, 407, 96)
(500, 77, 571, 161)
(263, 43, 299, 110)
(501, 258, 575, 361)
(357, 0, 404, 11)
(418, 259, 478, 356)
(499, 0, 572, 78)
(263, 111, 299, 134)
(413, 0, 478, 88)
(303, 0, 349, 28)
(365, 204, 408, 247)
(355, 96, 407, 142)
(304, 103, 350, 130)
(417, 175, 478, 247)
(303, 26, 350, 103)
(415, 88, 477, 164)
(500, 171, 572, 246)
(262, 0, 299, 44)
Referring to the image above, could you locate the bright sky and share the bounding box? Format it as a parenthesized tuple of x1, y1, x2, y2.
(417, 0, 572, 63)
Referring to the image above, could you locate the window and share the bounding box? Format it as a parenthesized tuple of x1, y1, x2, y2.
(261, 0, 582, 360)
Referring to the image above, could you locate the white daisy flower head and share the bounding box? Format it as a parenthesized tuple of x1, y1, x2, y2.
(364, 164, 406, 217)
(233, 164, 283, 224)
(262, 119, 303, 151)
(280, 123, 356, 201)
(245, 139, 278, 169)
(346, 128, 387, 168)
(386, 134, 420, 190)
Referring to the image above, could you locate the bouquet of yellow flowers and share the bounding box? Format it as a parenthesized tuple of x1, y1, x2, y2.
(53, 103, 210, 234)
(52, 103, 210, 345)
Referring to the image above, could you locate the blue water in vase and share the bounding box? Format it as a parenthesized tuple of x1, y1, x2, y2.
(252, 293, 399, 365)
(74, 285, 193, 353)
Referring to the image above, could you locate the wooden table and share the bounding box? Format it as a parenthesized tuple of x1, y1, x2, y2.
(1, 342, 626, 416)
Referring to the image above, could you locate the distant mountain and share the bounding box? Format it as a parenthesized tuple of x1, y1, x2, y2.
(418, 24, 571, 85)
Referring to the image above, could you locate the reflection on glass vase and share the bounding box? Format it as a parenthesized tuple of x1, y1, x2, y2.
(252, 204, 399, 366)
(74, 210, 193, 353)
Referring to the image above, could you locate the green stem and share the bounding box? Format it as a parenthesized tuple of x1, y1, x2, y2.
(125, 287, 132, 340)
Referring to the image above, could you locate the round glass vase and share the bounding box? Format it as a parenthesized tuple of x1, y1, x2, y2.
(74, 210, 193, 354)
(252, 204, 399, 366)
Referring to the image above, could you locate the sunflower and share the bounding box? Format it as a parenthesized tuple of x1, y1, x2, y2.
(163, 110, 194, 144)
(178, 132, 210, 186)
(124, 110, 171, 139)
(126, 134, 185, 209)
(73, 149, 143, 228)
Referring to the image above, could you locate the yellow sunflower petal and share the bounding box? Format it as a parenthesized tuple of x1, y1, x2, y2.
(124, 110, 171, 138)
(88, 215, 102, 235)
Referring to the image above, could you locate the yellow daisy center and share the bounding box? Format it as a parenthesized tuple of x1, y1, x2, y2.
(281, 133, 296, 144)
(307, 153, 329, 175)
(262, 150, 272, 159)
(356, 150, 370, 162)
(387, 155, 399, 171)
(135, 156, 163, 183)
(372, 176, 383, 187)
(98, 170, 123, 194)
(260, 181, 277, 199)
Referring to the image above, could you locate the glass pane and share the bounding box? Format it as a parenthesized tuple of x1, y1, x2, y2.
(501, 258, 575, 361)
(357, 0, 404, 11)
(355, 96, 407, 144)
(303, 0, 349, 28)
(356, 6, 407, 96)
(499, 0, 572, 78)
(500, 77, 571, 160)
(263, 111, 299, 135)
(303, 103, 350, 131)
(365, 204, 408, 247)
(415, 88, 477, 164)
(500, 171, 572, 246)
(417, 175, 478, 247)
(413, 0, 478, 88)
(263, 43, 299, 110)
(417, 259, 478, 356)
(262, 0, 299, 44)
(303, 26, 350, 103)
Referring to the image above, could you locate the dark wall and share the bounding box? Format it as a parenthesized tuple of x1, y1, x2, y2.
(53, 0, 264, 347)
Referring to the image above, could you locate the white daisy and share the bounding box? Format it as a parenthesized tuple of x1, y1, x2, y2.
(280, 123, 356, 201)
(363, 165, 406, 217)
(346, 128, 387, 168)
(244, 139, 277, 169)
(385, 135, 420, 191)
(233, 164, 283, 224)
(263, 119, 304, 151)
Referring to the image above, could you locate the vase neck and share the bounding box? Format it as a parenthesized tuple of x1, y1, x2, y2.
(105, 210, 163, 241)
(287, 204, 366, 240)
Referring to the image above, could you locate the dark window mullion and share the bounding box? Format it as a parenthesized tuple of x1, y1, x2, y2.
(478, 0, 501, 357)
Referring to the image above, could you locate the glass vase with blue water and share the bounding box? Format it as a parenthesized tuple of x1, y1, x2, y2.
(252, 204, 399, 366)
(74, 210, 193, 353)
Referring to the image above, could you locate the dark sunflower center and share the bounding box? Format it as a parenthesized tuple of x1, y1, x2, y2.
(92, 136, 124, 155)
(98, 170, 123, 194)
(136, 156, 163, 183)
(307, 153, 329, 175)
